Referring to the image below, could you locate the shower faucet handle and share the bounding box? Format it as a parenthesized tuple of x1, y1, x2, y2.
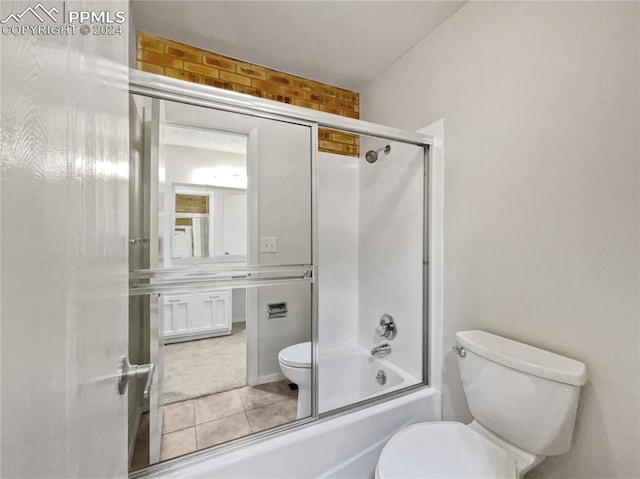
(375, 314, 397, 340)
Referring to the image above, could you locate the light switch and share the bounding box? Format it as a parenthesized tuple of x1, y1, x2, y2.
(260, 236, 277, 253)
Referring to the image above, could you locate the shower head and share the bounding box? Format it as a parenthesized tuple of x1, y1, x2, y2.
(365, 145, 391, 163)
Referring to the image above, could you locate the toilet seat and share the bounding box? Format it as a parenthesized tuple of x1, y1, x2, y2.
(278, 342, 311, 368)
(376, 422, 517, 479)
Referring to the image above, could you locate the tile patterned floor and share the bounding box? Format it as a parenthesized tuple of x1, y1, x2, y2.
(159, 379, 297, 462)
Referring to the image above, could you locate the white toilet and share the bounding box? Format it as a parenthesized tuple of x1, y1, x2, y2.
(376, 330, 587, 478)
(278, 342, 311, 419)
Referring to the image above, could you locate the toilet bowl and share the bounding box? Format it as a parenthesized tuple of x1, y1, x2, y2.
(376, 330, 587, 478)
(376, 422, 518, 479)
(278, 342, 311, 419)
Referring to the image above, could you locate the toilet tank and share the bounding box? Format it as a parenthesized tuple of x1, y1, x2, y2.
(455, 330, 587, 456)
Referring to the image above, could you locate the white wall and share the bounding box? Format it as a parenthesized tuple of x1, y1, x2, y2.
(317, 152, 359, 348)
(362, 2, 640, 477)
(357, 141, 425, 381)
(163, 144, 245, 185)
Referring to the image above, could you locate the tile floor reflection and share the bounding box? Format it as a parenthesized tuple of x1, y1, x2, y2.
(130, 379, 299, 469)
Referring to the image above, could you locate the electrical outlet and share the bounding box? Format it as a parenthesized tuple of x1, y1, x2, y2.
(260, 236, 277, 253)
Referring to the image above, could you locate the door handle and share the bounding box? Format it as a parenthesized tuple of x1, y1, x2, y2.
(118, 356, 155, 399)
(129, 238, 150, 245)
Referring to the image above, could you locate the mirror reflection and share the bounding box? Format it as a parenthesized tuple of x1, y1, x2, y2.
(162, 125, 248, 263)
(128, 94, 313, 471)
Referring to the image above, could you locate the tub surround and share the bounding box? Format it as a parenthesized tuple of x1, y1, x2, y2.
(318, 148, 425, 385)
(357, 140, 425, 380)
(317, 152, 359, 349)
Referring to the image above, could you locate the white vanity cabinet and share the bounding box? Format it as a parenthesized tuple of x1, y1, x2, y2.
(163, 290, 231, 343)
(163, 293, 191, 337)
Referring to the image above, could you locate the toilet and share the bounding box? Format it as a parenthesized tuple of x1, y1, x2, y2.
(376, 330, 587, 478)
(278, 341, 311, 419)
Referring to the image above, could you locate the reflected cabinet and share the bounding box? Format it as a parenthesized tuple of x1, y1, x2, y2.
(162, 290, 231, 342)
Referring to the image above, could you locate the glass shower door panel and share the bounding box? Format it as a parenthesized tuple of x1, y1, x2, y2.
(158, 98, 313, 269)
(316, 132, 426, 414)
(127, 282, 313, 470)
(128, 93, 314, 472)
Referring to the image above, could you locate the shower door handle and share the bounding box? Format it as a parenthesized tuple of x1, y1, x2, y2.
(118, 356, 155, 399)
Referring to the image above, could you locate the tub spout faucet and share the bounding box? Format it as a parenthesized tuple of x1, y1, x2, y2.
(371, 343, 391, 357)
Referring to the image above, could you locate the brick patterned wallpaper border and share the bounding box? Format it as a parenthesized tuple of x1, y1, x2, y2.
(137, 31, 360, 157)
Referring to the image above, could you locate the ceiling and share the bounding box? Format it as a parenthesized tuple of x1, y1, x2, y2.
(131, 1, 467, 91)
(161, 125, 247, 154)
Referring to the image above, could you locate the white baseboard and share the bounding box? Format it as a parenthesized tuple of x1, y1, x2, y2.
(257, 372, 285, 385)
(164, 328, 231, 344)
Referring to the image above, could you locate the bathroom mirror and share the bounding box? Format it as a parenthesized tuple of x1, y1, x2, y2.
(128, 94, 313, 471)
(163, 125, 248, 263)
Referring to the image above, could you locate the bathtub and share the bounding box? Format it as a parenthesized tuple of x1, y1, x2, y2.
(139, 343, 435, 479)
(318, 343, 421, 413)
(141, 387, 440, 479)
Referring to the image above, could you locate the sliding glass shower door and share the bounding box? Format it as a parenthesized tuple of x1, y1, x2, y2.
(127, 94, 315, 471)
(316, 131, 427, 414)
(126, 82, 429, 475)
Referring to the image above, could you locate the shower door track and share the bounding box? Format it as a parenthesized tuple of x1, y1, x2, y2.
(130, 70, 433, 146)
(128, 69, 432, 479)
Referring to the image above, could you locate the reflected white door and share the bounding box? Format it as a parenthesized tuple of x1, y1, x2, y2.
(224, 194, 248, 255)
(129, 94, 165, 466)
(145, 98, 165, 462)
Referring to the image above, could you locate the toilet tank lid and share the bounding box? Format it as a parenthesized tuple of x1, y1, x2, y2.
(456, 330, 587, 386)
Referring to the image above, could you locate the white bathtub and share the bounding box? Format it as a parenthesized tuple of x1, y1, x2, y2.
(142, 387, 440, 479)
(318, 343, 421, 413)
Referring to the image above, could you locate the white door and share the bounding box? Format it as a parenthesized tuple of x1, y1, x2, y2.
(223, 194, 248, 255)
(0, 1, 130, 476)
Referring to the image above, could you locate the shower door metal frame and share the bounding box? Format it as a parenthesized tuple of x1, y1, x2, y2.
(130, 70, 431, 147)
(128, 69, 433, 478)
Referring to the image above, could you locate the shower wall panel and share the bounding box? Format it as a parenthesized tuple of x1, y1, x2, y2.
(317, 152, 359, 348)
(357, 141, 425, 381)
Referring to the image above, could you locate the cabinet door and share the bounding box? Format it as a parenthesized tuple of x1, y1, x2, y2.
(200, 291, 231, 332)
(163, 293, 191, 335)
